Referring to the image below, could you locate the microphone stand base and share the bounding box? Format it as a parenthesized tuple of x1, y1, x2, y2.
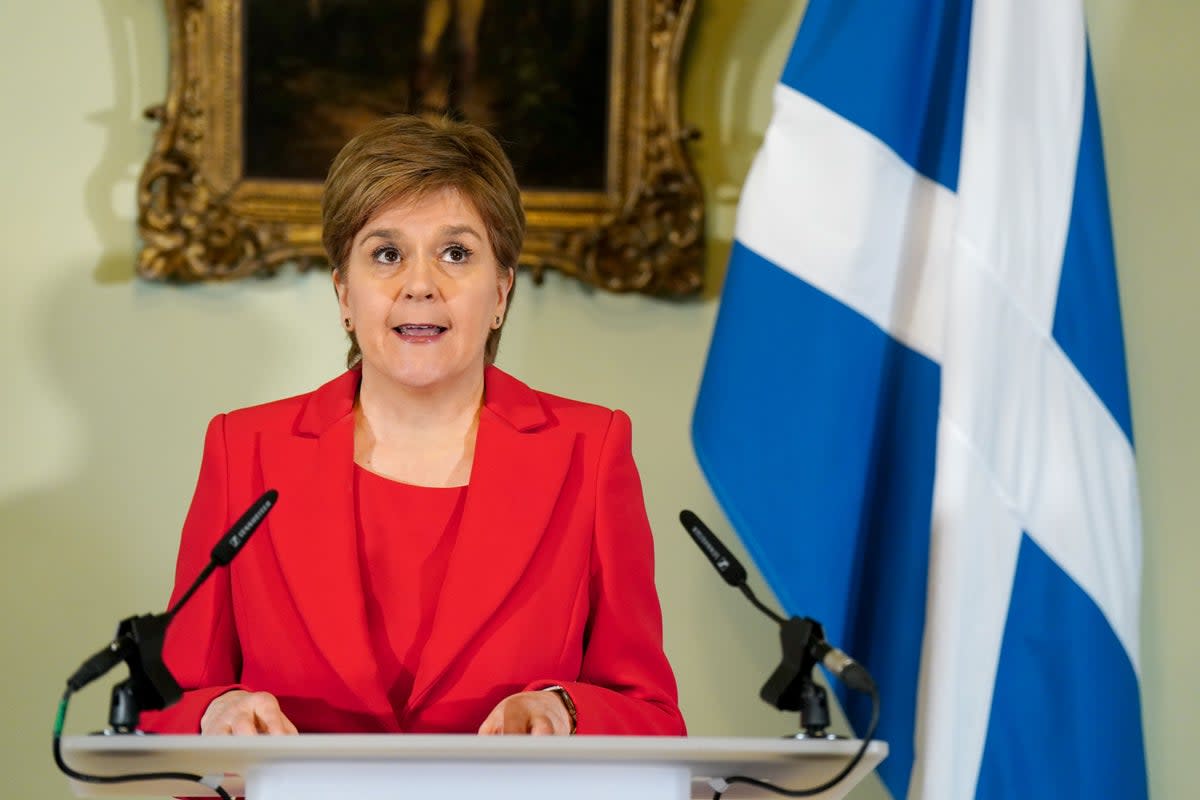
(788, 730, 846, 740)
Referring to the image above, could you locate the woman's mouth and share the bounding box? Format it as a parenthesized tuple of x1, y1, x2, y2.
(393, 324, 447, 341)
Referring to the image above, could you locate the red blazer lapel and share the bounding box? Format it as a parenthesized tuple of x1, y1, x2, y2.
(408, 367, 576, 710)
(257, 370, 394, 720)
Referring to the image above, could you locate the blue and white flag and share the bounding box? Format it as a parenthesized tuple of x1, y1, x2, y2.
(692, 1, 1148, 797)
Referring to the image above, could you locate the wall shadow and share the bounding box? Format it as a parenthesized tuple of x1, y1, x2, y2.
(682, 0, 809, 300)
(85, 0, 168, 284)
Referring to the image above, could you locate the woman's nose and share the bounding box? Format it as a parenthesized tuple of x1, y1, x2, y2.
(400, 257, 437, 299)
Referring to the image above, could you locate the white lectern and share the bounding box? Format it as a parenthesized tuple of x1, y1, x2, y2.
(61, 734, 886, 800)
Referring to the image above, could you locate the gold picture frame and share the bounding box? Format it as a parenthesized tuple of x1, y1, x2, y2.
(137, 0, 704, 296)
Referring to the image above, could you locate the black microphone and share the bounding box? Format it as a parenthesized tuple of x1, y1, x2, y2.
(166, 489, 278, 619)
(678, 511, 881, 793)
(210, 489, 277, 566)
(679, 509, 747, 587)
(66, 490, 279, 694)
(678, 509, 875, 696)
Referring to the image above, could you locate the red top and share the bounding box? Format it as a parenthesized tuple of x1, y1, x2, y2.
(354, 466, 466, 724)
(142, 366, 685, 736)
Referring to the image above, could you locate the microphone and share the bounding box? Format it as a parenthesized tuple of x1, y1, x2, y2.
(679, 509, 782, 623)
(211, 489, 277, 566)
(677, 509, 876, 695)
(166, 489, 278, 619)
(66, 489, 279, 695)
(679, 510, 881, 795)
(679, 509, 747, 587)
(55, 492, 280, 800)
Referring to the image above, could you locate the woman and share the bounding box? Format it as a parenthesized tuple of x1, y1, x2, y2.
(139, 115, 685, 737)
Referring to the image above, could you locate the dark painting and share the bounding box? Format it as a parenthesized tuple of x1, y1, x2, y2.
(244, 0, 611, 191)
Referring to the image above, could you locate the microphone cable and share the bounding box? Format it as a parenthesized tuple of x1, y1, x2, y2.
(708, 685, 880, 799)
(53, 687, 233, 800)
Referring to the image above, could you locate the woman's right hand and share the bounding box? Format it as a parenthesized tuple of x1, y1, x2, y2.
(200, 690, 298, 735)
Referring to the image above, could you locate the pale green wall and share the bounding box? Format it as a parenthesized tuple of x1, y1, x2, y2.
(0, 2, 1193, 799)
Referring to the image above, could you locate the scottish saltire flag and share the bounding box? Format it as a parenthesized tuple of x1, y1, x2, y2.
(691, 1, 1148, 798)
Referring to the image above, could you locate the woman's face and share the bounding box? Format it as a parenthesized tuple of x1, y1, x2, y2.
(335, 187, 513, 394)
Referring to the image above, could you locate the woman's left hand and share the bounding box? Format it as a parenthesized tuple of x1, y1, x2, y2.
(477, 690, 572, 735)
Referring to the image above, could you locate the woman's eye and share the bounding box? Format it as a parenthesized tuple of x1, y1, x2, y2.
(442, 245, 472, 263)
(373, 246, 401, 264)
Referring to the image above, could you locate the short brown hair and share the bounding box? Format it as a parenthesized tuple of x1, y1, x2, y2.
(322, 115, 525, 367)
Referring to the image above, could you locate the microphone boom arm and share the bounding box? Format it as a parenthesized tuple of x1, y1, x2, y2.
(678, 509, 877, 737)
(62, 489, 278, 732)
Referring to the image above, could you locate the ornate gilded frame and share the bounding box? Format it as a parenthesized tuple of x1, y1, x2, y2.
(137, 0, 703, 296)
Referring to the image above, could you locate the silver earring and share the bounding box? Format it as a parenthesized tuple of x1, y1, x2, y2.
(495, 315, 502, 326)
(344, 318, 352, 329)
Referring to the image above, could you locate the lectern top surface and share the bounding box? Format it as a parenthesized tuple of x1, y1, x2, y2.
(61, 734, 888, 800)
(65, 733, 879, 761)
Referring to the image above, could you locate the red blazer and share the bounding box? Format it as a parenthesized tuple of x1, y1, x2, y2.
(139, 367, 685, 736)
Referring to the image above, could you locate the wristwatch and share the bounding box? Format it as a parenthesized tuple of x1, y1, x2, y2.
(540, 685, 578, 734)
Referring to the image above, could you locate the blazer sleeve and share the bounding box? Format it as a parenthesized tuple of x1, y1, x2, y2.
(138, 414, 247, 733)
(526, 409, 686, 735)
